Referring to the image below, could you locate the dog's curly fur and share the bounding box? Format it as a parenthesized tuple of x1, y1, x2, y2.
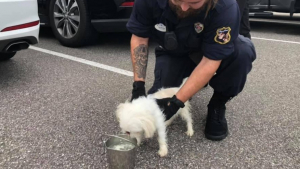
(116, 79, 194, 157)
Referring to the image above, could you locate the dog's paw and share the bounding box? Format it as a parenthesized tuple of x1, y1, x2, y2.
(186, 129, 194, 137)
(158, 145, 168, 157)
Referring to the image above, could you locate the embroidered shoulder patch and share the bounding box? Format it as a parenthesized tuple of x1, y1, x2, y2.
(214, 27, 231, 44)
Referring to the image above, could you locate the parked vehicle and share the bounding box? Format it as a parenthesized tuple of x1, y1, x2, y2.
(38, 0, 134, 47)
(39, 0, 300, 48)
(0, 0, 40, 61)
(249, 0, 300, 17)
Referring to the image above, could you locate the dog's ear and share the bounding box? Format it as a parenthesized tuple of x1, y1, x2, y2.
(138, 114, 156, 138)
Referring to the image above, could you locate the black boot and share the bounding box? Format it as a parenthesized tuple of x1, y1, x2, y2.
(205, 92, 232, 141)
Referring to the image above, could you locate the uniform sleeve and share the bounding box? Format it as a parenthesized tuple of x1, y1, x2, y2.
(126, 0, 154, 38)
(202, 2, 240, 60)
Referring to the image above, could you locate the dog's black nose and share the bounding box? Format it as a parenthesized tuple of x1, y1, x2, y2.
(126, 131, 130, 135)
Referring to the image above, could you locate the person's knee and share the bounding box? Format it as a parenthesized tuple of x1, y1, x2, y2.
(239, 35, 256, 62)
(234, 37, 256, 74)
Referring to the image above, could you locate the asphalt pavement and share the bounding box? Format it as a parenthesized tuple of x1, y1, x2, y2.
(0, 19, 299, 169)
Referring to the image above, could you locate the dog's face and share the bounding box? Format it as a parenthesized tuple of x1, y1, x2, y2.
(116, 101, 156, 139)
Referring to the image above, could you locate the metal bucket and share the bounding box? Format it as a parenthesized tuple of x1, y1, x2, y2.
(104, 134, 137, 169)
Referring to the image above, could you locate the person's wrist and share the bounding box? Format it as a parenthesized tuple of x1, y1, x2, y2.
(174, 92, 188, 103)
(131, 81, 146, 101)
(171, 95, 185, 108)
(133, 81, 145, 89)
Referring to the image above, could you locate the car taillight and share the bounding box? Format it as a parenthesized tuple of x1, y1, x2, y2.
(121, 2, 134, 7)
(1, 20, 40, 32)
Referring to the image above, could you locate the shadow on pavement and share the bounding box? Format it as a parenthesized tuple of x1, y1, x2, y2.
(0, 59, 34, 89)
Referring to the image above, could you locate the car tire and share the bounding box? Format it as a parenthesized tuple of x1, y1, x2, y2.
(49, 0, 98, 47)
(0, 52, 16, 61)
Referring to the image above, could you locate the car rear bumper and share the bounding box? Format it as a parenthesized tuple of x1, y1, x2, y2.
(0, 25, 39, 52)
(0, 36, 38, 52)
(0, 24, 39, 41)
(0, 0, 39, 52)
(0, 0, 40, 31)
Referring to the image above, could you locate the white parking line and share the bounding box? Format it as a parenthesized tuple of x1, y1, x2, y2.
(252, 37, 300, 45)
(29, 46, 134, 77)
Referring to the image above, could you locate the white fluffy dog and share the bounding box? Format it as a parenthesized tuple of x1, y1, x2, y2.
(115, 79, 194, 157)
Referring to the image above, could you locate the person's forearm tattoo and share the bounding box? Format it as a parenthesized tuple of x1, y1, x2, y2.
(134, 44, 148, 79)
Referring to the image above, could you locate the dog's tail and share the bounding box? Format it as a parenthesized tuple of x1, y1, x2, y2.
(179, 77, 189, 89)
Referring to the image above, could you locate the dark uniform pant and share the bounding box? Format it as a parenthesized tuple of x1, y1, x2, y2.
(236, 0, 251, 39)
(148, 35, 256, 98)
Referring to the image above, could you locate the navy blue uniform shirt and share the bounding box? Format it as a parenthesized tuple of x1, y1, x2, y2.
(126, 0, 240, 60)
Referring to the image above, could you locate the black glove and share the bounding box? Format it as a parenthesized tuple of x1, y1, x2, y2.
(130, 81, 146, 101)
(156, 95, 185, 121)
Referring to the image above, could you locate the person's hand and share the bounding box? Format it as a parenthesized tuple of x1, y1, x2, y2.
(156, 95, 185, 121)
(131, 81, 146, 101)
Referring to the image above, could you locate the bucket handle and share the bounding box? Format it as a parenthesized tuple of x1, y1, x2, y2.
(101, 135, 107, 155)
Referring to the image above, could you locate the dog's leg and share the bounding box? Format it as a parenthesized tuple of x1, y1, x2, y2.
(164, 115, 177, 126)
(179, 106, 194, 137)
(157, 121, 168, 157)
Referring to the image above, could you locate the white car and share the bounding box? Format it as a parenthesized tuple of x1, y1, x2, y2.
(0, 0, 40, 61)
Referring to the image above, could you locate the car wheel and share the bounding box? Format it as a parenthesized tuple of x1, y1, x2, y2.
(0, 52, 16, 61)
(49, 0, 98, 47)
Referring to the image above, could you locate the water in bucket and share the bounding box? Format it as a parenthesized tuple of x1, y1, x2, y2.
(104, 134, 137, 169)
(109, 142, 135, 151)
